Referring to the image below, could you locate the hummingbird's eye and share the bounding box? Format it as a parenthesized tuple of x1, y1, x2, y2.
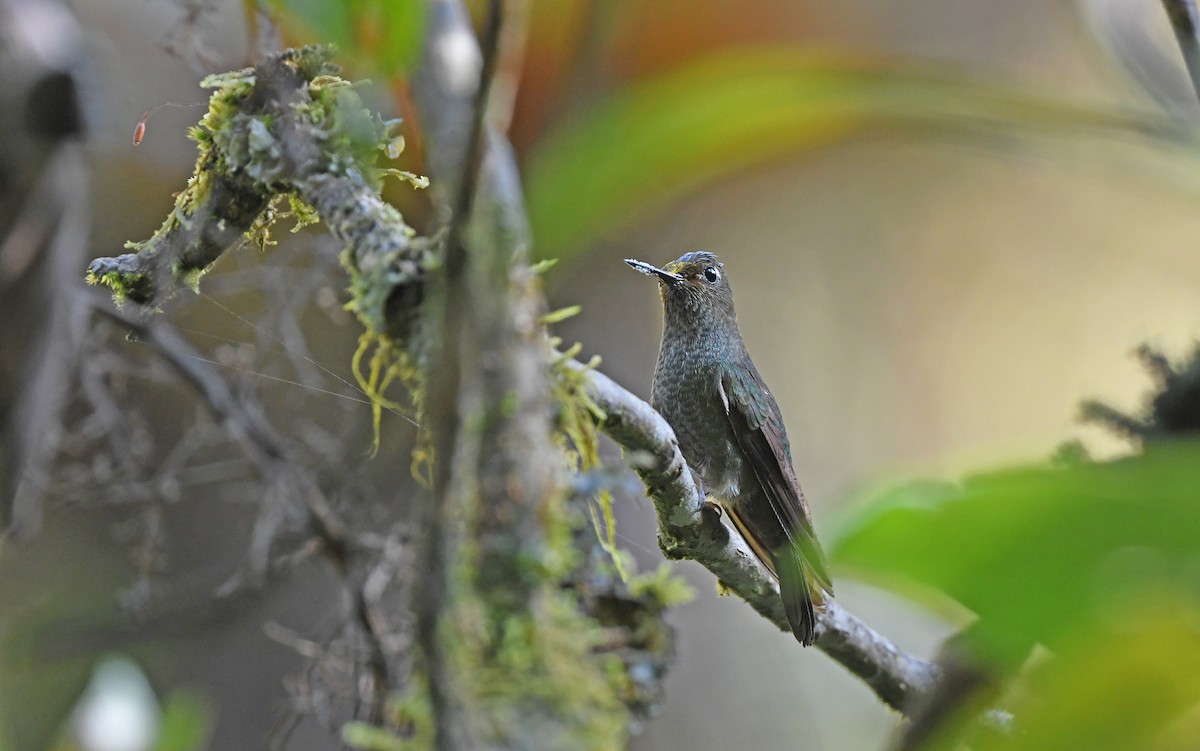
(702, 266, 720, 284)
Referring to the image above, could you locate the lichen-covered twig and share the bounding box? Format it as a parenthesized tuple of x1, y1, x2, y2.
(86, 45, 432, 339)
(565, 360, 943, 714)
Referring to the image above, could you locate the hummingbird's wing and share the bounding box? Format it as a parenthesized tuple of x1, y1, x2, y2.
(720, 365, 833, 644)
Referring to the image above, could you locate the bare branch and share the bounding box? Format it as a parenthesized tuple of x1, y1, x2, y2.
(566, 360, 943, 714)
(81, 289, 400, 721)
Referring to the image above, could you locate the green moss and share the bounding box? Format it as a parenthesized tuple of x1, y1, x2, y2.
(174, 263, 207, 293)
(350, 331, 421, 454)
(299, 77, 406, 192)
(342, 722, 408, 750)
(243, 196, 281, 252)
(383, 680, 434, 746)
(85, 268, 146, 305)
(629, 562, 695, 608)
(498, 392, 520, 418)
(232, 193, 319, 257)
(412, 336, 689, 746)
(116, 157, 214, 263)
(95, 44, 433, 312)
(449, 591, 631, 750)
(286, 194, 320, 232)
(549, 346, 632, 579)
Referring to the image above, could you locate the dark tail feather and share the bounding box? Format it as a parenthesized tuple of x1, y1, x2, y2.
(775, 545, 818, 646)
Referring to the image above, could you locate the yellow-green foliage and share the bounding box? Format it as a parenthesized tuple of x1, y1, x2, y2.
(286, 194, 321, 232)
(93, 45, 423, 303)
(549, 339, 694, 599)
(83, 269, 145, 304)
(240, 194, 320, 253)
(342, 722, 410, 751)
(384, 680, 434, 747)
(836, 442, 1200, 749)
(549, 341, 696, 603)
(629, 562, 695, 609)
(550, 344, 629, 575)
(351, 332, 420, 456)
(303, 76, 406, 191)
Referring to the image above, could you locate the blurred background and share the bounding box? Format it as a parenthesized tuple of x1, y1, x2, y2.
(4, 0, 1200, 749)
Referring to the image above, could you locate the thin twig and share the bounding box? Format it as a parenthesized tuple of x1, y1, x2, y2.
(1161, 0, 1200, 104)
(84, 290, 347, 551)
(452, 0, 504, 228)
(82, 289, 395, 721)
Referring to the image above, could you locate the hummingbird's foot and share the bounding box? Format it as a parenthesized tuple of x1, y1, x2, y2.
(698, 502, 731, 547)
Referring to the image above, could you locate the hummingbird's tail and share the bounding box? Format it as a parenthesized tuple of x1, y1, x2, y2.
(776, 544, 821, 646)
(726, 502, 829, 646)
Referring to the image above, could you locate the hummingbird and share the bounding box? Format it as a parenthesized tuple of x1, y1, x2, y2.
(626, 251, 833, 645)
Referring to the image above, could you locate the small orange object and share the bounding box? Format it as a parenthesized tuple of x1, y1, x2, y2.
(131, 102, 204, 147)
(133, 115, 148, 146)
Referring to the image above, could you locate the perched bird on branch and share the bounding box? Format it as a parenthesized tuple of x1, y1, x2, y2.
(627, 251, 833, 645)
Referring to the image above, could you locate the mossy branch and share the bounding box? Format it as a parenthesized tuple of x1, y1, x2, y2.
(86, 45, 432, 340)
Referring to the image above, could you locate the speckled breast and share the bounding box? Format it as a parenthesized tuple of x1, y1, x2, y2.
(650, 348, 744, 503)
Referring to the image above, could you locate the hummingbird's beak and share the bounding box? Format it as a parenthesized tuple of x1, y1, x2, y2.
(625, 258, 683, 285)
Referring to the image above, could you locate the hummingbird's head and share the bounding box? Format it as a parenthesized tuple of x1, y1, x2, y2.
(625, 251, 737, 330)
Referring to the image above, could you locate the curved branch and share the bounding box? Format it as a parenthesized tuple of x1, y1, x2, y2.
(566, 360, 942, 714)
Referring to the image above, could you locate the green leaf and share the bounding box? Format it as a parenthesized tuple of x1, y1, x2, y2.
(525, 49, 1183, 259)
(355, 0, 427, 75)
(274, 0, 427, 75)
(540, 304, 582, 324)
(342, 721, 407, 750)
(975, 616, 1200, 751)
(832, 442, 1200, 666)
(153, 691, 212, 751)
(274, 0, 352, 47)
